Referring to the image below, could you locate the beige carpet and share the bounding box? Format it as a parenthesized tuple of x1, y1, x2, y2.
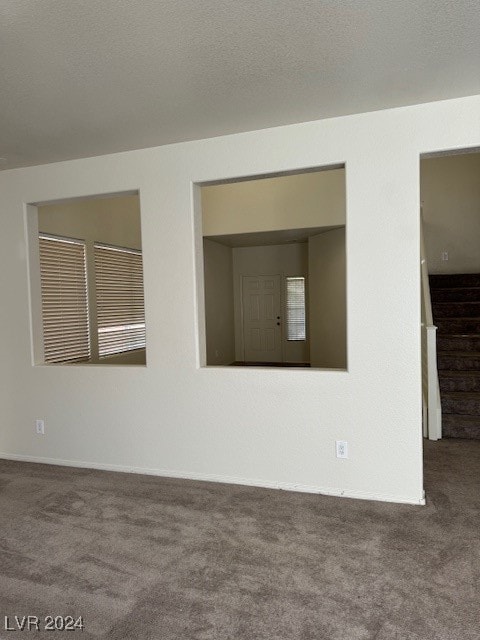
(0, 440, 479, 639)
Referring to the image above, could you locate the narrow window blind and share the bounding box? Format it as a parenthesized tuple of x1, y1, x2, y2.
(94, 244, 146, 357)
(286, 276, 306, 341)
(39, 235, 90, 363)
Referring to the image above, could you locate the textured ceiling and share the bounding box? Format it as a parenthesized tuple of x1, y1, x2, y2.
(1, 0, 480, 170)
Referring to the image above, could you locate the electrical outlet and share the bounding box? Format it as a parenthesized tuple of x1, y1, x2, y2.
(336, 440, 348, 459)
(35, 419, 45, 435)
(441, 251, 449, 261)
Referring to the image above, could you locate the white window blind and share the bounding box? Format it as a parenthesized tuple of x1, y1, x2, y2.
(286, 276, 306, 341)
(39, 235, 90, 364)
(94, 244, 146, 357)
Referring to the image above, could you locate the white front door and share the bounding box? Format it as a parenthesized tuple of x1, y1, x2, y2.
(242, 274, 282, 362)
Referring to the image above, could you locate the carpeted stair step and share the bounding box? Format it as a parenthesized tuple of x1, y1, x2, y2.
(435, 318, 480, 334)
(439, 371, 480, 393)
(437, 335, 480, 352)
(432, 302, 480, 317)
(431, 287, 480, 302)
(442, 392, 480, 416)
(430, 273, 480, 288)
(437, 351, 480, 371)
(430, 273, 480, 439)
(442, 414, 480, 439)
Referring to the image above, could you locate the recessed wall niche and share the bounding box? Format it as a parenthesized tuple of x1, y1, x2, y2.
(27, 191, 146, 366)
(199, 167, 347, 370)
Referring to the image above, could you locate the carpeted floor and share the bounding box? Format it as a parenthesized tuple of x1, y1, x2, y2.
(0, 440, 479, 639)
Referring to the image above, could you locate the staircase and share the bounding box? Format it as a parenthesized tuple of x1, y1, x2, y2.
(430, 273, 480, 439)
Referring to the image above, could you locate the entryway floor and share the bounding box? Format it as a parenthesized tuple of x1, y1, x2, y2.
(231, 361, 311, 367)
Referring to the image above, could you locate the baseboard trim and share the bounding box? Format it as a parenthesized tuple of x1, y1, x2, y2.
(0, 451, 426, 505)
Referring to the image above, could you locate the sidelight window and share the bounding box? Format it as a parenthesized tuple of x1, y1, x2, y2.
(286, 276, 306, 341)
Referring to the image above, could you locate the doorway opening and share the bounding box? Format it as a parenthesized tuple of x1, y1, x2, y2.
(420, 148, 480, 440)
(198, 166, 347, 369)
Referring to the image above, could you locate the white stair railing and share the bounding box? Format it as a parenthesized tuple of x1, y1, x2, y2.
(421, 218, 442, 440)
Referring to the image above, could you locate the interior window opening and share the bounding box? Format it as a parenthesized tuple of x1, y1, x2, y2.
(199, 166, 347, 370)
(28, 191, 146, 366)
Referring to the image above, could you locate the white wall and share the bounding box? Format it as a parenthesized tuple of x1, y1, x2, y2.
(203, 239, 235, 365)
(421, 153, 480, 274)
(308, 228, 347, 369)
(202, 168, 345, 236)
(37, 194, 145, 365)
(232, 243, 309, 363)
(1, 95, 479, 505)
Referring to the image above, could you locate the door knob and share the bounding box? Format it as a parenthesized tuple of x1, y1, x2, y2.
(276, 321, 280, 326)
